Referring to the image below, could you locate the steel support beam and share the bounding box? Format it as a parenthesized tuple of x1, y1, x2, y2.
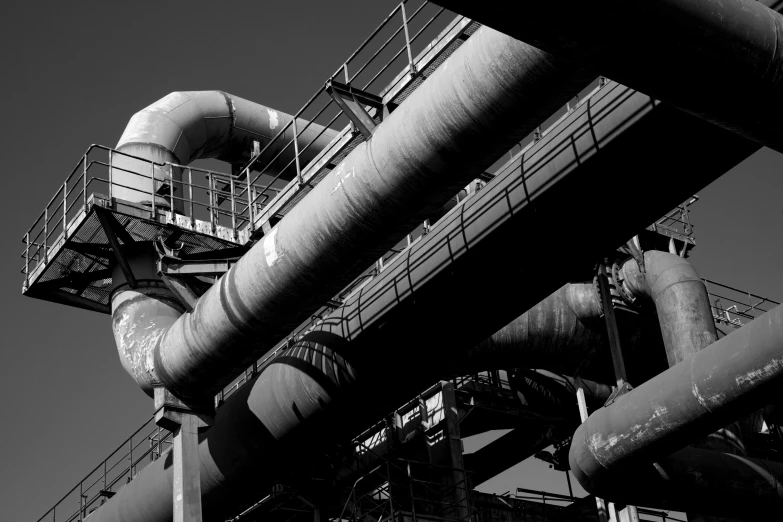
(96, 208, 136, 288)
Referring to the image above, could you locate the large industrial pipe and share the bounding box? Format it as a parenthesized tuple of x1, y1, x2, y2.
(619, 251, 717, 366)
(569, 303, 783, 505)
(435, 0, 783, 152)
(87, 80, 757, 522)
(112, 90, 338, 207)
(120, 26, 594, 399)
(579, 445, 783, 518)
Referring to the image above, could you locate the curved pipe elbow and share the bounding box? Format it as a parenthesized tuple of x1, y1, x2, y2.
(116, 90, 338, 166)
(620, 250, 717, 365)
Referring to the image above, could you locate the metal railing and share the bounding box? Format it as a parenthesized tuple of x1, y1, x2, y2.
(649, 196, 698, 243)
(704, 278, 780, 332)
(36, 411, 173, 522)
(227, 0, 458, 235)
(20, 144, 274, 285)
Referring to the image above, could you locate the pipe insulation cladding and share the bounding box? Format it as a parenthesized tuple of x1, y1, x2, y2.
(117, 26, 596, 399)
(87, 81, 760, 522)
(435, 0, 783, 152)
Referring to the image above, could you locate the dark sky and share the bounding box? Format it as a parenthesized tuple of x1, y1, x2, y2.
(1, 2, 782, 522)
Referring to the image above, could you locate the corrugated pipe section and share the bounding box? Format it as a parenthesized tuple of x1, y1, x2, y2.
(87, 78, 758, 522)
(435, 0, 783, 152)
(569, 303, 783, 515)
(116, 26, 594, 399)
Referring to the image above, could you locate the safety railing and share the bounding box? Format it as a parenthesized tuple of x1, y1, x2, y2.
(703, 278, 780, 332)
(511, 488, 687, 522)
(36, 411, 173, 522)
(229, 0, 458, 233)
(649, 196, 698, 243)
(19, 144, 274, 285)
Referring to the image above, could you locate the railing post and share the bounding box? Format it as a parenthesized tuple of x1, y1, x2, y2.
(62, 182, 68, 239)
(129, 438, 133, 478)
(401, 2, 417, 76)
(188, 168, 194, 229)
(208, 173, 216, 233)
(43, 207, 48, 264)
(230, 174, 237, 240)
(292, 117, 303, 185)
(246, 168, 254, 233)
(83, 154, 87, 210)
(24, 232, 30, 289)
(108, 149, 113, 200)
(150, 161, 157, 220)
(170, 163, 176, 220)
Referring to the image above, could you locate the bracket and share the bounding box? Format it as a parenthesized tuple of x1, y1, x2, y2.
(154, 237, 242, 312)
(326, 79, 383, 139)
(154, 387, 214, 431)
(603, 381, 634, 408)
(96, 208, 137, 288)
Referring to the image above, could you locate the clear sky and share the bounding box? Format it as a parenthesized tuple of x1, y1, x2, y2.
(1, 2, 781, 522)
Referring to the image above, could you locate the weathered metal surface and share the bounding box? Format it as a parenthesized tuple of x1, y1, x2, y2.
(112, 91, 337, 208)
(452, 284, 610, 377)
(151, 26, 593, 400)
(572, 445, 783, 518)
(619, 250, 717, 367)
(85, 80, 758, 522)
(436, 0, 783, 152)
(569, 303, 783, 506)
(112, 283, 185, 395)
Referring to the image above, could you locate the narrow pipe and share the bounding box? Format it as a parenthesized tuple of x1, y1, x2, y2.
(147, 26, 594, 400)
(435, 0, 783, 152)
(86, 80, 757, 522)
(569, 304, 783, 501)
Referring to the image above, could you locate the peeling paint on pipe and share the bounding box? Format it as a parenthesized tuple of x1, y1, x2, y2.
(86, 81, 758, 522)
(151, 26, 594, 400)
(436, 0, 783, 152)
(569, 304, 783, 502)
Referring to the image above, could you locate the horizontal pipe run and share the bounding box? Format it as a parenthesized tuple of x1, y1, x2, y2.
(575, 445, 783, 518)
(86, 79, 759, 522)
(569, 303, 783, 498)
(436, 0, 783, 152)
(151, 26, 595, 400)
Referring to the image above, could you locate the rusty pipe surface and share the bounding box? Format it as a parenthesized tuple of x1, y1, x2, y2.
(454, 283, 609, 376)
(85, 79, 758, 522)
(620, 251, 718, 366)
(569, 303, 783, 502)
(436, 0, 783, 152)
(580, 445, 783, 518)
(149, 26, 594, 400)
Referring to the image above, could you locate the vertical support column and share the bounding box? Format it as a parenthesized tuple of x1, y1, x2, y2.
(577, 387, 608, 522)
(154, 388, 214, 522)
(596, 263, 627, 387)
(595, 262, 640, 522)
(173, 414, 202, 522)
(441, 381, 470, 521)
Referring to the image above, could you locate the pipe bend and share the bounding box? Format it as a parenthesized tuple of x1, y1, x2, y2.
(116, 90, 338, 166)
